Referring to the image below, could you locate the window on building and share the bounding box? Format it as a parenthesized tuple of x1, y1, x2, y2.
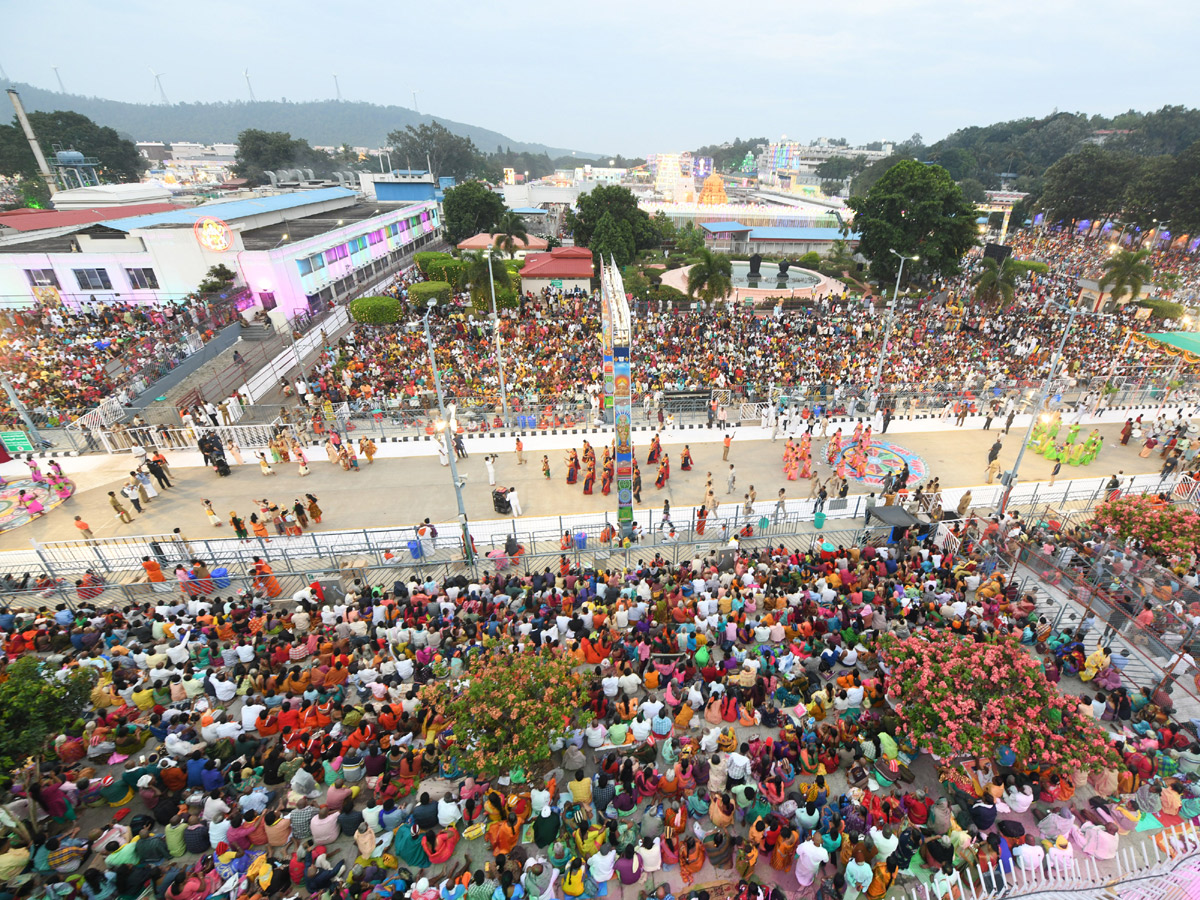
(24, 269, 59, 288)
(73, 268, 112, 291)
(125, 268, 159, 290)
(369, 230, 383, 245)
(297, 257, 313, 277)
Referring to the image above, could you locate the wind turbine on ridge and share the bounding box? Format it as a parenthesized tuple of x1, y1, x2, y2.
(149, 68, 170, 105)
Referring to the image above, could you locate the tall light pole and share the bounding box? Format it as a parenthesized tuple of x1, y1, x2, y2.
(998, 300, 1083, 513)
(870, 249, 919, 403)
(423, 300, 475, 569)
(485, 248, 510, 426)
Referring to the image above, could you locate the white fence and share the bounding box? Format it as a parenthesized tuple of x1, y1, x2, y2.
(240, 306, 349, 403)
(894, 820, 1200, 899)
(5, 472, 1182, 583)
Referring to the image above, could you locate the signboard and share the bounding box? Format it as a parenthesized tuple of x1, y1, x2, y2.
(550, 279, 563, 289)
(194, 216, 233, 253)
(0, 431, 34, 453)
(30, 285, 61, 307)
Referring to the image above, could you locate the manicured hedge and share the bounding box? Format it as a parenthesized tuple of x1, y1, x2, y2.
(349, 295, 402, 325)
(409, 281, 453, 305)
(414, 252, 453, 276)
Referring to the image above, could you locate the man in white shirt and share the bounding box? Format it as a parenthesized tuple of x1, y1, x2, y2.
(1013, 835, 1045, 871)
(617, 668, 641, 696)
(726, 746, 751, 783)
(241, 699, 265, 732)
(601, 674, 620, 698)
(641, 696, 664, 720)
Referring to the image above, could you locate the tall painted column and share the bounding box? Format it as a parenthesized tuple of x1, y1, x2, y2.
(601, 258, 634, 537)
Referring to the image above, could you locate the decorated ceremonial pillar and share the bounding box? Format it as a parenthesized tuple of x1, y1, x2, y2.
(601, 258, 634, 536)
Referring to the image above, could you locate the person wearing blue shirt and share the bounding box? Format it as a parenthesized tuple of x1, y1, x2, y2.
(185, 757, 207, 788)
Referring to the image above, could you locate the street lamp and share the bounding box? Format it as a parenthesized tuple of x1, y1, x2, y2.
(423, 299, 475, 569)
(870, 250, 919, 403)
(485, 248, 511, 426)
(998, 299, 1087, 512)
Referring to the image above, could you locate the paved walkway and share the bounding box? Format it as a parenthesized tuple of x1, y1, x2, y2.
(0, 412, 1177, 550)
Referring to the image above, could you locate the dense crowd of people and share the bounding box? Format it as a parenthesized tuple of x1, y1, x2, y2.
(295, 239, 1198, 425)
(0, 298, 236, 427)
(0, 498, 1198, 900)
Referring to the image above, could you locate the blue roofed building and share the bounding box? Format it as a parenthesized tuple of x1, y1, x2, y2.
(699, 220, 858, 255)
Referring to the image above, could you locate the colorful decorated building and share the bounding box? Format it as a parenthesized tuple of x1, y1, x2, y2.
(0, 187, 441, 315)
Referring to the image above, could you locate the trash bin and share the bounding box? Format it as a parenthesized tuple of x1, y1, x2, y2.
(814, 511, 826, 529)
(408, 540, 423, 560)
(575, 532, 587, 550)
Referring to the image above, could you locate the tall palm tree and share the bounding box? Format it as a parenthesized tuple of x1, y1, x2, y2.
(1098, 249, 1153, 307)
(457, 251, 510, 302)
(970, 257, 1019, 307)
(494, 211, 529, 258)
(824, 239, 854, 275)
(686, 250, 734, 305)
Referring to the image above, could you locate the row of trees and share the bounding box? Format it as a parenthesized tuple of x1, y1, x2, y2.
(386, 122, 619, 183)
(1040, 141, 1200, 234)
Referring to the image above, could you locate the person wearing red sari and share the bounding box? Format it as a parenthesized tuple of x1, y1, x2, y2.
(422, 828, 460, 864)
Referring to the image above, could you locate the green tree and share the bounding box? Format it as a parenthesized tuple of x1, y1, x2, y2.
(494, 211, 529, 258)
(958, 178, 987, 204)
(1099, 249, 1153, 306)
(621, 265, 651, 298)
(685, 250, 733, 305)
(674, 221, 707, 256)
(0, 657, 94, 773)
(846, 160, 979, 284)
(441, 181, 505, 245)
(0, 109, 145, 207)
(822, 239, 855, 275)
(971, 257, 1019, 307)
(652, 209, 676, 246)
(458, 250, 512, 305)
(197, 264, 238, 294)
(1039, 146, 1136, 227)
(233, 128, 334, 184)
(590, 211, 635, 268)
(566, 184, 656, 251)
(386, 120, 482, 180)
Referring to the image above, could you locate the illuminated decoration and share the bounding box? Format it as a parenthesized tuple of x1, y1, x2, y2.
(697, 174, 729, 206)
(193, 216, 233, 252)
(601, 257, 633, 534)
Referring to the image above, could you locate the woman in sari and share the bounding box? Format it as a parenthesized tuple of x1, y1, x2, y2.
(678, 835, 706, 885)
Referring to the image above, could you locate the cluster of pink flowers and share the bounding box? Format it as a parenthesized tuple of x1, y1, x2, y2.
(1093, 495, 1200, 557)
(879, 631, 1119, 772)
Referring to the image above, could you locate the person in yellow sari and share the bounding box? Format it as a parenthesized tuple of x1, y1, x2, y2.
(1080, 646, 1111, 682)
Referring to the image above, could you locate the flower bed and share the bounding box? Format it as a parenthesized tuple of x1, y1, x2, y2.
(879, 631, 1119, 772)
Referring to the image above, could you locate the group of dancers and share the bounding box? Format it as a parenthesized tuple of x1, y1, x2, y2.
(783, 420, 875, 482)
(1028, 413, 1103, 467)
(15, 456, 73, 519)
(562, 433, 696, 496)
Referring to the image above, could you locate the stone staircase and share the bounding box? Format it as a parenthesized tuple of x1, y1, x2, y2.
(239, 321, 275, 341)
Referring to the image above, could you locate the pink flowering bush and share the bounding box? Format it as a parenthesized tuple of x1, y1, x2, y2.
(1092, 495, 1200, 558)
(418, 642, 591, 779)
(879, 631, 1119, 772)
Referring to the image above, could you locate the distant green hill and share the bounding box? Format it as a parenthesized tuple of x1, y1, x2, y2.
(2, 81, 598, 157)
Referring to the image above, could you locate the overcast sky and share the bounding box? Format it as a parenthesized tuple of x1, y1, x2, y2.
(4, 0, 1198, 156)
